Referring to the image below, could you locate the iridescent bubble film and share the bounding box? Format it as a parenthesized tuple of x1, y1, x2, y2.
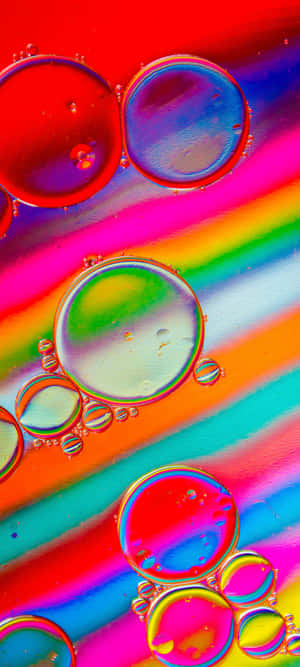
(218, 550, 276, 607)
(118, 466, 239, 584)
(237, 608, 287, 658)
(0, 56, 121, 207)
(0, 615, 75, 667)
(122, 55, 249, 188)
(0, 407, 23, 482)
(54, 258, 204, 405)
(15, 374, 82, 437)
(146, 585, 234, 666)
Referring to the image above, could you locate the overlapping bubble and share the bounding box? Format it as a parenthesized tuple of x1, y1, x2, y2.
(0, 615, 75, 666)
(122, 55, 249, 189)
(0, 407, 23, 482)
(237, 607, 286, 658)
(146, 585, 234, 667)
(0, 56, 121, 207)
(54, 258, 204, 405)
(118, 465, 239, 584)
(15, 374, 82, 437)
(218, 550, 276, 607)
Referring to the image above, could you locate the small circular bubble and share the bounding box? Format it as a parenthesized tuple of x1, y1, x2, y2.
(137, 580, 156, 599)
(118, 465, 239, 584)
(286, 633, 300, 656)
(115, 407, 129, 422)
(54, 258, 204, 405)
(132, 597, 149, 616)
(0, 56, 122, 207)
(38, 339, 55, 355)
(15, 374, 82, 438)
(0, 188, 13, 237)
(122, 55, 249, 189)
(33, 438, 43, 448)
(146, 585, 234, 666)
(0, 407, 23, 482)
(41, 354, 59, 372)
(193, 358, 221, 386)
(129, 406, 139, 418)
(82, 401, 113, 432)
(25, 43, 39, 57)
(218, 550, 276, 607)
(0, 615, 75, 666)
(237, 608, 286, 658)
(60, 433, 83, 456)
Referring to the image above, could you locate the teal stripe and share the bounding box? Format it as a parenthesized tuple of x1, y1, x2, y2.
(1, 365, 300, 564)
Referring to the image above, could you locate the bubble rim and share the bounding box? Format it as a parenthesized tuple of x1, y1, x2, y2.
(236, 606, 287, 659)
(0, 407, 24, 483)
(0, 613, 76, 666)
(121, 54, 250, 190)
(146, 584, 235, 666)
(0, 54, 122, 208)
(217, 549, 276, 608)
(53, 257, 205, 406)
(193, 357, 222, 386)
(117, 464, 240, 584)
(15, 373, 83, 438)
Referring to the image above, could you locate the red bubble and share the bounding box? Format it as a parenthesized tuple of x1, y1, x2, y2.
(0, 56, 122, 207)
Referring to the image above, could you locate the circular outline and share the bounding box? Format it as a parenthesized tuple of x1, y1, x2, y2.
(82, 400, 113, 432)
(117, 464, 240, 584)
(53, 256, 205, 406)
(146, 584, 235, 666)
(15, 373, 83, 438)
(0, 614, 76, 666)
(0, 407, 24, 483)
(0, 54, 122, 208)
(121, 55, 250, 189)
(217, 549, 276, 608)
(193, 357, 221, 386)
(236, 607, 287, 659)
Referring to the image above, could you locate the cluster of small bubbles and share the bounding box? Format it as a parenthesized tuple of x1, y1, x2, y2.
(115, 83, 123, 102)
(247, 134, 254, 145)
(68, 101, 77, 114)
(83, 254, 102, 268)
(75, 53, 86, 63)
(70, 143, 96, 170)
(60, 433, 83, 456)
(114, 407, 129, 422)
(41, 354, 59, 372)
(12, 199, 19, 217)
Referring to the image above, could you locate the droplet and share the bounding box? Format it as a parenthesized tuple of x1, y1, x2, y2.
(15, 374, 82, 438)
(38, 339, 55, 355)
(237, 608, 286, 658)
(82, 401, 113, 432)
(60, 433, 83, 456)
(41, 354, 59, 372)
(118, 465, 238, 584)
(194, 358, 221, 386)
(147, 586, 234, 666)
(120, 154, 130, 168)
(25, 43, 39, 57)
(83, 254, 99, 267)
(0, 408, 23, 481)
(114, 407, 129, 422)
(0, 56, 121, 207)
(122, 55, 249, 188)
(0, 615, 75, 665)
(218, 550, 276, 607)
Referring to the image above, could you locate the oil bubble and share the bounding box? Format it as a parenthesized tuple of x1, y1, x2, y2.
(132, 598, 149, 616)
(114, 407, 129, 422)
(129, 406, 139, 418)
(137, 580, 156, 599)
(15, 374, 82, 438)
(194, 358, 221, 386)
(237, 608, 286, 658)
(0, 56, 121, 207)
(61, 433, 83, 456)
(0, 615, 75, 666)
(54, 258, 204, 405)
(218, 550, 276, 607)
(122, 55, 249, 189)
(0, 187, 13, 237)
(147, 585, 234, 666)
(118, 465, 239, 584)
(41, 354, 59, 372)
(0, 407, 23, 481)
(82, 400, 113, 432)
(286, 633, 300, 656)
(38, 339, 55, 355)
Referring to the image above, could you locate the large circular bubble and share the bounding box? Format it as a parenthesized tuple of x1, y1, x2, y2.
(54, 258, 204, 405)
(146, 585, 235, 666)
(0, 188, 12, 237)
(237, 608, 286, 659)
(122, 55, 249, 189)
(118, 465, 239, 584)
(0, 407, 23, 482)
(0, 615, 75, 667)
(15, 374, 82, 437)
(0, 56, 121, 207)
(218, 550, 276, 607)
